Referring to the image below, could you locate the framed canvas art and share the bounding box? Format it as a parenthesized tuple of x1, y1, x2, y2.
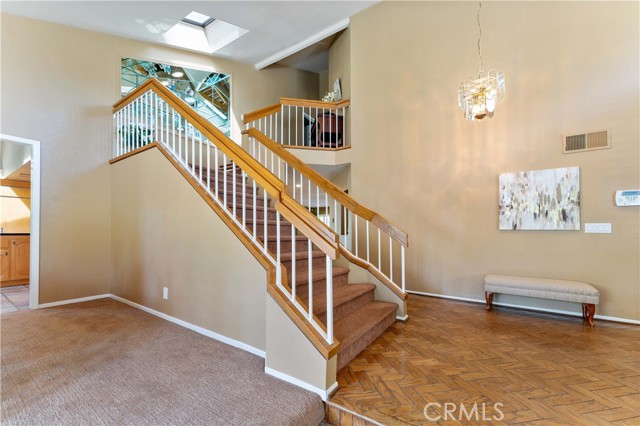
(499, 167, 580, 230)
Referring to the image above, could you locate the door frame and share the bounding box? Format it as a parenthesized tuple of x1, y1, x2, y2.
(1, 134, 40, 309)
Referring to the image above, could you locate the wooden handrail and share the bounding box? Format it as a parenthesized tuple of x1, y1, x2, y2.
(279, 97, 351, 110)
(113, 79, 340, 259)
(242, 97, 351, 125)
(242, 103, 281, 125)
(243, 128, 408, 247)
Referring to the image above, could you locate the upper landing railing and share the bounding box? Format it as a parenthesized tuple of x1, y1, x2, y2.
(112, 79, 341, 356)
(243, 98, 351, 149)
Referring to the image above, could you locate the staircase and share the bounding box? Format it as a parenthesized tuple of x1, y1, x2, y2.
(201, 164, 398, 371)
(112, 79, 409, 395)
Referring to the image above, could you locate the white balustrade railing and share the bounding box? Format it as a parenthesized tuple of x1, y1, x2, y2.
(243, 128, 407, 296)
(244, 98, 350, 149)
(113, 81, 336, 345)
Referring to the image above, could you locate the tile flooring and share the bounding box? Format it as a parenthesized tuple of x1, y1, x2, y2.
(1, 285, 30, 313)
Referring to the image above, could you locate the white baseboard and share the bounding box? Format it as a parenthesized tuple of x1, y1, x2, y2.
(265, 366, 338, 401)
(396, 314, 409, 321)
(37, 294, 111, 309)
(110, 295, 266, 358)
(407, 290, 640, 325)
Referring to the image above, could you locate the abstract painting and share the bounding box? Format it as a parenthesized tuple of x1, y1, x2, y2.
(499, 167, 580, 230)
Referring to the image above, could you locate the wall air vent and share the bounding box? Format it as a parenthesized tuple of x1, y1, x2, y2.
(562, 130, 611, 153)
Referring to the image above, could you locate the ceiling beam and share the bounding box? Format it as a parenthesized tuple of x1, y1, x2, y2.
(254, 18, 349, 70)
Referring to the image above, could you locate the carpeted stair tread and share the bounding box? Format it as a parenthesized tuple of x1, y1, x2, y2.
(334, 301, 397, 350)
(280, 250, 326, 262)
(267, 235, 309, 243)
(302, 283, 376, 322)
(289, 266, 350, 286)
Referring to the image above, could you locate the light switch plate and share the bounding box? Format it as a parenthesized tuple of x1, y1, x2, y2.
(162, 287, 169, 299)
(585, 223, 611, 233)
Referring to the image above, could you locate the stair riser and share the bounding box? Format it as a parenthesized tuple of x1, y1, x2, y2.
(248, 223, 292, 237)
(233, 207, 278, 221)
(316, 291, 375, 325)
(222, 196, 268, 210)
(288, 272, 350, 297)
(267, 238, 310, 254)
(281, 255, 327, 273)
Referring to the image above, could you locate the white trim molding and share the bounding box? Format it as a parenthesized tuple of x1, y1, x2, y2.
(110, 295, 266, 358)
(38, 294, 111, 309)
(407, 290, 640, 325)
(264, 366, 338, 401)
(255, 18, 349, 70)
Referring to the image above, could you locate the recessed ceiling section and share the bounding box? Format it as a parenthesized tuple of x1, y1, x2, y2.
(163, 11, 248, 54)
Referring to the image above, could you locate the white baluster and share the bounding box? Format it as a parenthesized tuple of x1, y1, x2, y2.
(263, 185, 268, 251)
(191, 128, 195, 173)
(252, 180, 257, 242)
(389, 236, 393, 281)
(291, 224, 296, 300)
(355, 215, 359, 257)
(378, 228, 381, 270)
(199, 134, 203, 181)
(326, 255, 333, 344)
(233, 162, 237, 218)
(242, 171, 246, 227)
(343, 106, 347, 147)
(215, 147, 219, 198)
(207, 139, 211, 192)
(276, 212, 281, 266)
(172, 109, 176, 153)
(223, 153, 227, 209)
(308, 238, 313, 321)
(178, 114, 182, 161)
(401, 245, 406, 292)
(307, 177, 311, 212)
(366, 221, 370, 263)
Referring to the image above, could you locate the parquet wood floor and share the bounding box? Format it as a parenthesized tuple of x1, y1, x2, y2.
(330, 295, 640, 426)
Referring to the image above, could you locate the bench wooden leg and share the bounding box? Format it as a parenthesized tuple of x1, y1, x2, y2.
(584, 303, 596, 327)
(485, 292, 493, 311)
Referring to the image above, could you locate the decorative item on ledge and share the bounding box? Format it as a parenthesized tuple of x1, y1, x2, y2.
(458, 2, 505, 121)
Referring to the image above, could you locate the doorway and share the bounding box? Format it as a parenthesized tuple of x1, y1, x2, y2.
(0, 134, 40, 310)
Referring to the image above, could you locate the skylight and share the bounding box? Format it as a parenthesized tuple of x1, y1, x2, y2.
(181, 11, 215, 28)
(163, 12, 249, 54)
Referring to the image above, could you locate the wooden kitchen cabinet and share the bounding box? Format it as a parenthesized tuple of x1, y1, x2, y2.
(0, 235, 30, 286)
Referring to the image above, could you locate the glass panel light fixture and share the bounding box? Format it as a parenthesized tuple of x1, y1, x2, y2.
(458, 2, 505, 121)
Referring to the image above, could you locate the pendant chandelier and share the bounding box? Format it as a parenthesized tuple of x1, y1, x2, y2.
(458, 2, 505, 121)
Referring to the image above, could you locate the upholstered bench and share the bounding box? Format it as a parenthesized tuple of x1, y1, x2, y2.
(484, 274, 600, 326)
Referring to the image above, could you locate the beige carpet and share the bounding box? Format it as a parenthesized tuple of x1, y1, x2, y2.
(1, 298, 324, 425)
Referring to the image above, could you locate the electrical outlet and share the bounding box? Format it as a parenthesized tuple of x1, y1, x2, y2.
(162, 287, 169, 300)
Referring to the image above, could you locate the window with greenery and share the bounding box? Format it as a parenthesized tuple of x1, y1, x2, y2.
(121, 58, 231, 136)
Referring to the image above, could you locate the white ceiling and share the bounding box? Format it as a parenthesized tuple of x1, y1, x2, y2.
(0, 1, 377, 71)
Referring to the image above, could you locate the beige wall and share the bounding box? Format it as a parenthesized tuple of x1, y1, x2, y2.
(328, 29, 350, 99)
(0, 13, 318, 303)
(111, 148, 267, 350)
(348, 2, 639, 320)
(318, 70, 329, 99)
